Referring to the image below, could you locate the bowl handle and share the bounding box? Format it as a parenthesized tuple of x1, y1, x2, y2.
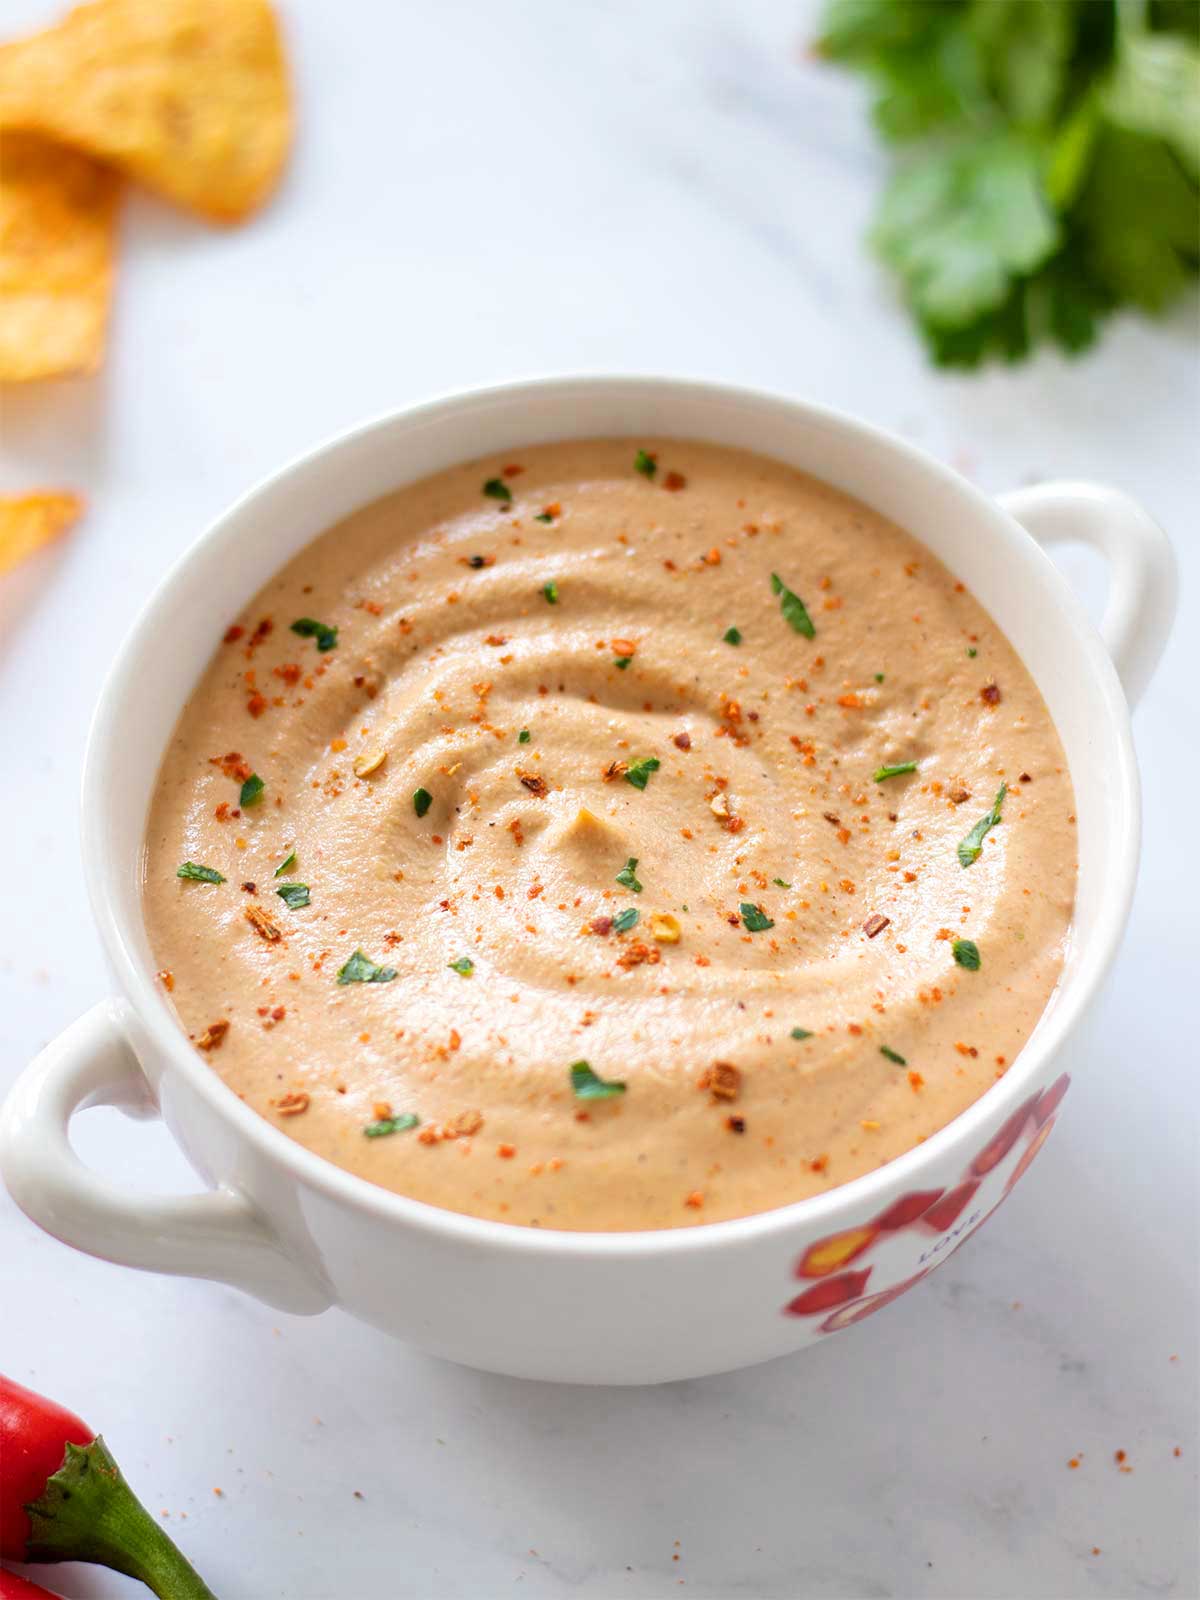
(997, 482, 1176, 709)
(0, 1000, 331, 1314)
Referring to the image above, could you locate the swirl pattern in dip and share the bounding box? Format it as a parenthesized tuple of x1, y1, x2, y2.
(143, 439, 1076, 1230)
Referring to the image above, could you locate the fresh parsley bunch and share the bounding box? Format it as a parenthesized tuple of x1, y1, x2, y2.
(818, 0, 1199, 365)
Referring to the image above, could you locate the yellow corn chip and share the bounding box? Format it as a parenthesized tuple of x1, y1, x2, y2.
(0, 491, 83, 575)
(0, 131, 119, 381)
(0, 0, 292, 224)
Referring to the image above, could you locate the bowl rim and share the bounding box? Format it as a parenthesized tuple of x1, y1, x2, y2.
(81, 373, 1139, 1260)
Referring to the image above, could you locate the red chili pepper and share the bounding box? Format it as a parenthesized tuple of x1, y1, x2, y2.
(0, 1571, 66, 1599)
(0, 1380, 92, 1562)
(0, 1375, 215, 1599)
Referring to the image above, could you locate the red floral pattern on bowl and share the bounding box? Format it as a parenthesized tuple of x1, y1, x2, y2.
(783, 1074, 1068, 1330)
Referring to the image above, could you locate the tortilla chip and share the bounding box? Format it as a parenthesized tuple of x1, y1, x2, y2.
(0, 491, 83, 575)
(0, 0, 291, 224)
(0, 131, 119, 381)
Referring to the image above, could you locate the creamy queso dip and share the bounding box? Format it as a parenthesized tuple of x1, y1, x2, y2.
(143, 439, 1076, 1230)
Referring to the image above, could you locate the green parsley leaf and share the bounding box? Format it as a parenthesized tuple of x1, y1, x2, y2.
(770, 572, 816, 639)
(723, 626, 743, 645)
(570, 1060, 626, 1099)
(448, 956, 475, 977)
(740, 902, 774, 933)
(773, 877, 791, 888)
(633, 449, 656, 479)
(273, 851, 297, 878)
(880, 1044, 907, 1065)
(952, 937, 981, 971)
(612, 907, 640, 934)
(957, 783, 1007, 867)
(239, 773, 264, 807)
(413, 787, 432, 818)
(816, 0, 1200, 366)
(624, 756, 660, 791)
(790, 1027, 812, 1041)
(337, 949, 398, 985)
(873, 761, 917, 782)
(364, 1113, 419, 1138)
(615, 857, 643, 892)
(534, 511, 554, 524)
(614, 656, 632, 669)
(291, 617, 338, 652)
(482, 477, 512, 502)
(176, 861, 225, 884)
(874, 673, 885, 683)
(275, 882, 310, 910)
(518, 729, 531, 743)
(967, 647, 978, 657)
(542, 579, 559, 604)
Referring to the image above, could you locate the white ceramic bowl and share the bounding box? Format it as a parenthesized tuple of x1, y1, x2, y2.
(0, 378, 1176, 1384)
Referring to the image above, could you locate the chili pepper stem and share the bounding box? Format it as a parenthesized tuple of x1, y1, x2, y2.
(24, 1436, 217, 1600)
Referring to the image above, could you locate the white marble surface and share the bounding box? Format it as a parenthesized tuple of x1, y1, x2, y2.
(1, 2, 1196, 1596)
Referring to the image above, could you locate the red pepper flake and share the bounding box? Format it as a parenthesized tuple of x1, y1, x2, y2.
(702, 547, 722, 566)
(699, 1062, 741, 1102)
(246, 691, 267, 718)
(214, 802, 231, 822)
(518, 771, 549, 797)
(485, 634, 509, 647)
(195, 1019, 229, 1052)
(589, 916, 613, 936)
(981, 683, 1002, 705)
(663, 470, 687, 492)
(684, 1190, 704, 1208)
(863, 913, 890, 939)
(210, 751, 252, 782)
(497, 1143, 516, 1158)
(223, 624, 245, 644)
(837, 692, 864, 709)
(273, 662, 302, 684)
(809, 1154, 829, 1173)
(673, 731, 692, 751)
(907, 1070, 925, 1091)
(726, 1115, 746, 1134)
(156, 968, 175, 992)
(276, 1091, 310, 1116)
(502, 464, 524, 478)
(1019, 771, 1032, 783)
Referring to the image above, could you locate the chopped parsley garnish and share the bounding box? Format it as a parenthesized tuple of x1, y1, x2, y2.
(874, 673, 885, 683)
(633, 449, 656, 479)
(482, 477, 511, 502)
(723, 626, 743, 645)
(952, 938, 981, 971)
(466, 554, 488, 569)
(773, 877, 791, 888)
(176, 861, 225, 884)
(570, 1060, 626, 1099)
(615, 857, 643, 892)
(614, 656, 632, 669)
(364, 1113, 419, 1138)
(770, 572, 816, 639)
(880, 1045, 907, 1065)
(413, 787, 432, 818)
(275, 882, 310, 910)
(740, 902, 774, 933)
(542, 579, 559, 604)
(957, 783, 1007, 868)
(873, 761, 917, 783)
(273, 851, 297, 878)
(448, 956, 475, 977)
(518, 729, 531, 743)
(790, 1027, 812, 1040)
(239, 773, 264, 807)
(612, 907, 640, 934)
(534, 511, 554, 524)
(967, 647, 978, 658)
(337, 949, 398, 984)
(291, 617, 338, 652)
(624, 756, 660, 791)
